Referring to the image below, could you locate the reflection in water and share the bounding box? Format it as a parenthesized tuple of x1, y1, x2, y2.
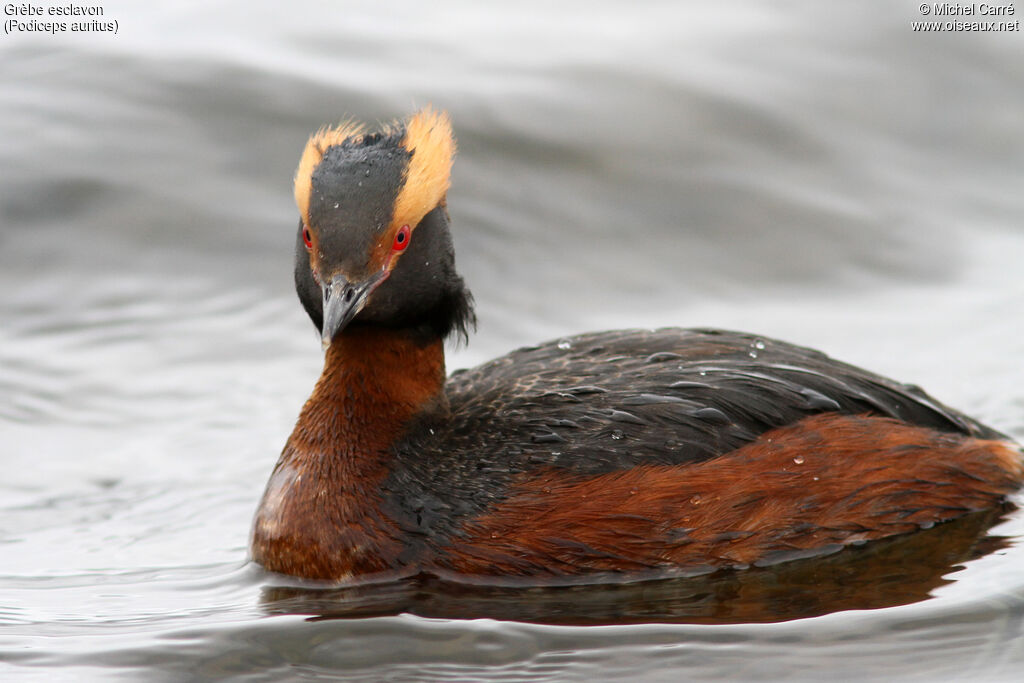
(260, 506, 1013, 625)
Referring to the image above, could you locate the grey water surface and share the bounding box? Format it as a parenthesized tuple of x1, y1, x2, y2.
(3, 1, 1024, 680)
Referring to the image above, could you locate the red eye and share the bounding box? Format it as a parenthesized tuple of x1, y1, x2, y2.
(302, 226, 313, 251)
(392, 225, 411, 252)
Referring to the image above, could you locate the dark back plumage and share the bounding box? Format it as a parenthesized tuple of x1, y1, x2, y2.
(443, 328, 998, 466)
(380, 328, 1003, 544)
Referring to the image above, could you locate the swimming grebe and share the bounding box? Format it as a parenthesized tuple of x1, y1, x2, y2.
(251, 108, 1022, 582)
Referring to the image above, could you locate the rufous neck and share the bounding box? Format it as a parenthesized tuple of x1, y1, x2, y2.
(289, 326, 448, 460)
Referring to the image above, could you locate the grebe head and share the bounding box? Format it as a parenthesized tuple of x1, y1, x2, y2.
(291, 108, 474, 347)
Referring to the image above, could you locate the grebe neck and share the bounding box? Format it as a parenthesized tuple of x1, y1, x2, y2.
(250, 325, 446, 579)
(294, 325, 448, 460)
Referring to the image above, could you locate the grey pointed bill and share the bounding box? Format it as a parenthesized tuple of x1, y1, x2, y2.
(320, 270, 389, 349)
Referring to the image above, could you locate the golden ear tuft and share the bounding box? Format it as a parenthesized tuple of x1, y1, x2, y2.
(293, 120, 366, 225)
(394, 107, 456, 230)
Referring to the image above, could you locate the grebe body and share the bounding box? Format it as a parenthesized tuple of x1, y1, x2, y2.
(251, 109, 1022, 582)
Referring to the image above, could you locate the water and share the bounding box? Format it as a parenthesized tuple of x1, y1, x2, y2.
(3, 1, 1024, 680)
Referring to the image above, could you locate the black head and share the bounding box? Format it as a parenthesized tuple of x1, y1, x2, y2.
(292, 109, 475, 347)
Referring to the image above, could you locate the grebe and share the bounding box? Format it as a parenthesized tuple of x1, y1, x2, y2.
(251, 108, 1022, 582)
